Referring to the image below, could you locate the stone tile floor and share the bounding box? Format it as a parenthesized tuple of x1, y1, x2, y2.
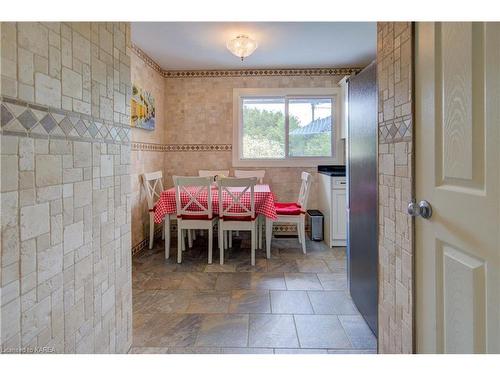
(130, 234, 377, 354)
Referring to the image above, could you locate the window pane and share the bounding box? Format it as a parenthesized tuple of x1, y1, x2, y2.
(288, 98, 333, 157)
(242, 97, 285, 159)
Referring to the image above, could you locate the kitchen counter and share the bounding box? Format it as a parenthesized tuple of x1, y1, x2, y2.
(317, 165, 346, 177)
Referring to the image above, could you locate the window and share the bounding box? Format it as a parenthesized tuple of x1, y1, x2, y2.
(233, 88, 342, 167)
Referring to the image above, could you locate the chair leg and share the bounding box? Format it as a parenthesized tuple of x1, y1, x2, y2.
(177, 225, 183, 263)
(219, 225, 224, 265)
(164, 215, 170, 259)
(300, 219, 306, 254)
(192, 229, 197, 241)
(224, 231, 228, 250)
(208, 226, 213, 264)
(297, 222, 302, 244)
(149, 213, 155, 249)
(187, 229, 193, 248)
(265, 218, 272, 259)
(251, 226, 256, 266)
(228, 230, 232, 248)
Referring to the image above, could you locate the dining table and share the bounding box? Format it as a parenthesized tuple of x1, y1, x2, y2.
(153, 184, 278, 224)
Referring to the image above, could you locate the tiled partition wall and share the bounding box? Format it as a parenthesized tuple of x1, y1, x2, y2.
(0, 22, 133, 353)
(377, 22, 414, 353)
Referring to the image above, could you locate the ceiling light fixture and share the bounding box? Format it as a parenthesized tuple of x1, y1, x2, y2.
(226, 34, 258, 61)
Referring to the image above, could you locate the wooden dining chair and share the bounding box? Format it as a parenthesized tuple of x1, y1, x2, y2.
(218, 177, 258, 265)
(174, 176, 217, 264)
(266, 171, 313, 255)
(141, 171, 174, 259)
(234, 169, 266, 248)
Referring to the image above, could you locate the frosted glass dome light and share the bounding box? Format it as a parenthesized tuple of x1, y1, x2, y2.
(226, 34, 258, 61)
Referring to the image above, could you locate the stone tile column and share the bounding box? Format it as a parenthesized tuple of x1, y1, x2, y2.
(377, 22, 414, 354)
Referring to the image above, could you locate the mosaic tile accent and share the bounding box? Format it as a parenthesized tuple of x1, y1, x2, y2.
(379, 115, 412, 144)
(131, 141, 232, 152)
(131, 42, 362, 79)
(1, 96, 130, 144)
(131, 43, 163, 75)
(163, 68, 362, 78)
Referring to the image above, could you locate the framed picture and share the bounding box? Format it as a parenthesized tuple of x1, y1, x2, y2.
(131, 84, 155, 130)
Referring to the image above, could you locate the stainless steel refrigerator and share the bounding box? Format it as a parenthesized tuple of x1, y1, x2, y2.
(346, 61, 378, 335)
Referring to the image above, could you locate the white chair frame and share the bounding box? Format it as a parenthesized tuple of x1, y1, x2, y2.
(199, 170, 231, 246)
(265, 171, 313, 256)
(142, 171, 174, 259)
(218, 177, 258, 265)
(174, 176, 217, 264)
(234, 170, 266, 249)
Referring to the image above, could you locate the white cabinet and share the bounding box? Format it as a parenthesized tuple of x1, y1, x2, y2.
(338, 76, 349, 140)
(317, 173, 347, 247)
(332, 188, 347, 244)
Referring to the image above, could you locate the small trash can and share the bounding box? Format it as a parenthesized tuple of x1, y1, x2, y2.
(307, 209, 324, 241)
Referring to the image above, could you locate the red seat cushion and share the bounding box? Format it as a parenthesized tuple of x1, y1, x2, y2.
(221, 215, 255, 221)
(275, 202, 303, 215)
(178, 214, 217, 220)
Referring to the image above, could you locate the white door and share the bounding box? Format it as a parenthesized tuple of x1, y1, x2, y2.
(415, 22, 500, 353)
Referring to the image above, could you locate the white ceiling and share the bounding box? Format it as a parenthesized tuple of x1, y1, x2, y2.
(131, 22, 376, 70)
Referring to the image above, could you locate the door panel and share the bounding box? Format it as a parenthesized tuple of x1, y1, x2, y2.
(415, 22, 500, 353)
(332, 189, 347, 240)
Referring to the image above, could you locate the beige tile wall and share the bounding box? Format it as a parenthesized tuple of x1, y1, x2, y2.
(1, 22, 132, 353)
(377, 22, 414, 354)
(130, 51, 166, 249)
(162, 74, 344, 206)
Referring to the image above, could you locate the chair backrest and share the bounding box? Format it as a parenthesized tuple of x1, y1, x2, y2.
(297, 172, 313, 209)
(173, 176, 214, 219)
(234, 169, 265, 184)
(141, 171, 164, 210)
(218, 177, 257, 220)
(198, 170, 230, 178)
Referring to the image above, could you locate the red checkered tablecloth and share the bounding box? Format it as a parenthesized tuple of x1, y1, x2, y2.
(153, 184, 277, 224)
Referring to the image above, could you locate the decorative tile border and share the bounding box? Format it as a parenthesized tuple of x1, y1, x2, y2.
(163, 67, 362, 78)
(131, 141, 232, 152)
(131, 42, 362, 78)
(0, 96, 131, 144)
(132, 223, 306, 257)
(379, 114, 412, 144)
(131, 43, 163, 75)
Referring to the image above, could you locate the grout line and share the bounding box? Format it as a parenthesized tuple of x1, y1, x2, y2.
(337, 315, 355, 350)
(292, 314, 302, 349)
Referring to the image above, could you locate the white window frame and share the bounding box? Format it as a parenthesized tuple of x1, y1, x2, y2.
(232, 87, 344, 167)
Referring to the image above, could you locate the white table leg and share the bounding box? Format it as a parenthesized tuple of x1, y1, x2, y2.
(265, 218, 273, 259)
(258, 216, 263, 249)
(164, 214, 170, 259)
